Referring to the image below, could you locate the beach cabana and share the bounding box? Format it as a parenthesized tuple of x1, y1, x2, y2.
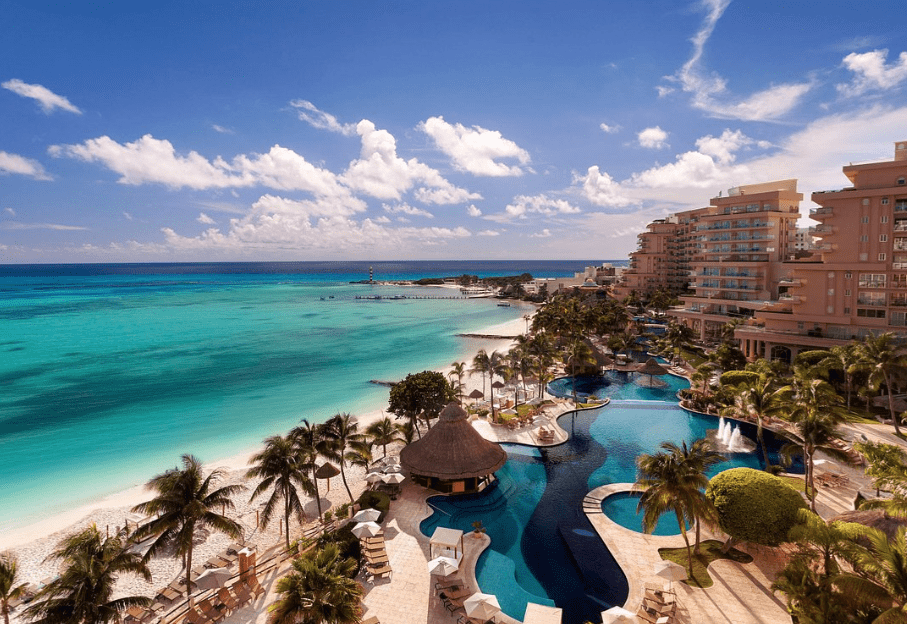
(635, 358, 670, 387)
(429, 526, 465, 561)
(401, 402, 506, 494)
(315, 463, 340, 492)
(468, 389, 485, 405)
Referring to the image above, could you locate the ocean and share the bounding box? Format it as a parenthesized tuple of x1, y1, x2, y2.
(0, 260, 620, 533)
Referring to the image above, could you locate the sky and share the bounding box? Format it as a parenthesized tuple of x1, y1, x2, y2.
(1, 0, 906, 263)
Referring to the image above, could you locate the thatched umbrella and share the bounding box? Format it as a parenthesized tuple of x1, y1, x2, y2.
(468, 388, 484, 406)
(831, 509, 907, 544)
(401, 403, 506, 492)
(315, 462, 340, 493)
(635, 357, 670, 386)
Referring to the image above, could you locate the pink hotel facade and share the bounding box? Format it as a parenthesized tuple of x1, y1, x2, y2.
(614, 141, 907, 363)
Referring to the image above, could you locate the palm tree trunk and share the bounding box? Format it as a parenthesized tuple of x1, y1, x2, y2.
(757, 419, 771, 470)
(677, 508, 694, 578)
(185, 541, 194, 599)
(4, 602, 10, 624)
(311, 467, 323, 518)
(886, 373, 902, 436)
(339, 461, 354, 503)
(807, 448, 817, 512)
(284, 496, 291, 551)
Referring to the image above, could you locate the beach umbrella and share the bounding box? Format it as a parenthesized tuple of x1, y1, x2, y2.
(654, 560, 687, 590)
(492, 380, 505, 389)
(381, 472, 405, 484)
(351, 508, 381, 523)
(365, 472, 384, 484)
(314, 463, 340, 492)
(194, 567, 232, 591)
(464, 593, 501, 620)
(468, 389, 484, 405)
(601, 606, 638, 623)
(427, 555, 460, 577)
(351, 522, 382, 539)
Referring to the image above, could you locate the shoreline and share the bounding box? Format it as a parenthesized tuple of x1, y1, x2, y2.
(0, 314, 530, 566)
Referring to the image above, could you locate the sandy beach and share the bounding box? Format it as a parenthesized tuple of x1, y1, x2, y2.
(2, 312, 531, 618)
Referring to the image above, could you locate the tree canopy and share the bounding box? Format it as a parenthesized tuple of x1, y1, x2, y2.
(388, 370, 455, 432)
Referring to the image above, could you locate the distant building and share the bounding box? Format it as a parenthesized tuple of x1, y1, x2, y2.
(525, 264, 619, 296)
(736, 141, 907, 363)
(793, 227, 815, 251)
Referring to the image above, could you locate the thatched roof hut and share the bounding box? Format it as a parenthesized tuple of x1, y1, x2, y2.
(635, 358, 670, 376)
(831, 508, 907, 543)
(401, 402, 506, 494)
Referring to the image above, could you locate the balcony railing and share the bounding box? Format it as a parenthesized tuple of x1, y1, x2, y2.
(811, 207, 834, 216)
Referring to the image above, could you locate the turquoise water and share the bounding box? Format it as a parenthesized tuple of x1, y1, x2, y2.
(599, 491, 688, 536)
(0, 263, 563, 532)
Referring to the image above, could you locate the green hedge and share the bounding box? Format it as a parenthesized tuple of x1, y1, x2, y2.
(356, 490, 391, 523)
(706, 467, 806, 547)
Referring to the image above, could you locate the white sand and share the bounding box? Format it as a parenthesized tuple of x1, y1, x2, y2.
(2, 312, 532, 619)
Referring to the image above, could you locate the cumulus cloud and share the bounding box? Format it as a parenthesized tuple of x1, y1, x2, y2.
(665, 0, 811, 120)
(467, 205, 482, 217)
(343, 120, 479, 204)
(2, 79, 82, 114)
(5, 208, 16, 216)
(383, 202, 433, 218)
(211, 124, 234, 134)
(502, 194, 580, 220)
(629, 129, 754, 189)
(477, 229, 500, 236)
(123, 212, 133, 220)
(638, 127, 668, 149)
(290, 100, 356, 136)
(419, 116, 530, 176)
(599, 122, 620, 134)
(530, 229, 552, 238)
(575, 166, 632, 207)
(0, 151, 52, 180)
(197, 212, 216, 224)
(837, 49, 907, 96)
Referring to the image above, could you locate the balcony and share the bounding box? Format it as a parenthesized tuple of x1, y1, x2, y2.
(779, 293, 803, 304)
(809, 224, 835, 234)
(810, 207, 834, 216)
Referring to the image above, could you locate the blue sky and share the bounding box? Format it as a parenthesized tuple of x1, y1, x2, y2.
(1, 0, 906, 263)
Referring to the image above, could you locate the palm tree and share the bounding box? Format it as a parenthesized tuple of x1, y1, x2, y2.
(344, 439, 374, 476)
(636, 439, 722, 574)
(721, 374, 783, 470)
(268, 543, 362, 624)
(365, 416, 402, 459)
(835, 526, 907, 622)
(291, 420, 330, 520)
(0, 553, 26, 624)
(818, 343, 862, 411)
(449, 361, 466, 404)
(247, 433, 313, 550)
(563, 339, 595, 405)
(471, 349, 491, 399)
(23, 525, 150, 624)
(856, 333, 907, 436)
(321, 413, 366, 504)
(132, 454, 243, 598)
(778, 372, 852, 510)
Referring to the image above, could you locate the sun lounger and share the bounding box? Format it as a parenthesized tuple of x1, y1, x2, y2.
(232, 585, 253, 607)
(365, 553, 389, 565)
(197, 598, 225, 623)
(184, 608, 209, 624)
(205, 556, 231, 569)
(246, 576, 266, 598)
(365, 562, 393, 581)
(443, 595, 465, 613)
(439, 587, 471, 601)
(216, 587, 239, 613)
(434, 581, 462, 591)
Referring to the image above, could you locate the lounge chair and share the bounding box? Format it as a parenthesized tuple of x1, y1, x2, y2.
(246, 575, 266, 598)
(197, 598, 225, 623)
(442, 595, 465, 613)
(217, 588, 239, 613)
(184, 608, 209, 624)
(365, 562, 393, 581)
(439, 587, 471, 600)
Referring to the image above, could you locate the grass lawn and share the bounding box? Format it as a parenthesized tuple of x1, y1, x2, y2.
(680, 348, 708, 368)
(658, 540, 753, 588)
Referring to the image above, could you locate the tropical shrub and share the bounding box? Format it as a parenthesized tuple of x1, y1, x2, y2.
(719, 370, 760, 388)
(355, 490, 390, 523)
(706, 467, 806, 548)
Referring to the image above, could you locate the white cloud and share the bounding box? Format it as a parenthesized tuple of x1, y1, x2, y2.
(251, 193, 365, 219)
(0, 221, 87, 231)
(638, 126, 668, 149)
(419, 116, 530, 177)
(197, 212, 216, 224)
(502, 194, 581, 220)
(0, 151, 52, 180)
(1, 79, 82, 114)
(467, 205, 482, 217)
(837, 49, 907, 96)
(342, 120, 479, 204)
(599, 122, 620, 134)
(666, 0, 811, 120)
(373, 215, 391, 224)
(4, 208, 15, 217)
(211, 124, 234, 134)
(383, 202, 433, 218)
(290, 100, 356, 136)
(530, 229, 552, 238)
(656, 85, 675, 97)
(123, 212, 133, 221)
(477, 229, 500, 236)
(575, 166, 632, 207)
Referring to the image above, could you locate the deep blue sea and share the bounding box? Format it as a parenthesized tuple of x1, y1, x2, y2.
(0, 261, 621, 533)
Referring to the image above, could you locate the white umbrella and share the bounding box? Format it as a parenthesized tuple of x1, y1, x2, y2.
(427, 555, 459, 577)
(365, 472, 384, 484)
(464, 593, 501, 620)
(601, 606, 638, 623)
(351, 508, 381, 523)
(654, 560, 687, 590)
(351, 522, 382, 539)
(194, 567, 232, 591)
(381, 472, 405, 484)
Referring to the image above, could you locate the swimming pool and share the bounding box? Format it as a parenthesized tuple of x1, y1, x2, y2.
(600, 491, 688, 536)
(547, 369, 689, 402)
(420, 395, 799, 623)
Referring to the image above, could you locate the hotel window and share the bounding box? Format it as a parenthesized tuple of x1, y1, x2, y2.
(883, 198, 890, 205)
(859, 274, 887, 288)
(861, 253, 869, 261)
(845, 289, 851, 296)
(828, 289, 835, 296)
(844, 307, 851, 314)
(880, 253, 887, 261)
(894, 275, 907, 288)
(857, 292, 886, 306)
(862, 217, 870, 224)
(863, 199, 871, 206)
(892, 311, 907, 326)
(845, 272, 852, 279)
(827, 306, 834, 314)
(857, 308, 886, 318)
(882, 215, 890, 224)
(899, 178, 906, 186)
(881, 234, 889, 242)
(861, 235, 869, 242)
(896, 200, 907, 212)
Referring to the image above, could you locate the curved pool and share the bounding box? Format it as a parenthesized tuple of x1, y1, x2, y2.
(547, 369, 688, 402)
(420, 396, 800, 623)
(599, 491, 688, 536)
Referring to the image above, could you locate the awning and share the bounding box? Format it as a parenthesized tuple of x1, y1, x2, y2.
(429, 526, 464, 559)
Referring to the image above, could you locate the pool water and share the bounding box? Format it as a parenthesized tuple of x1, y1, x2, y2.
(547, 369, 689, 402)
(599, 491, 689, 536)
(420, 388, 800, 623)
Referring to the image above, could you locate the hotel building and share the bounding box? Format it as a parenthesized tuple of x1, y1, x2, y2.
(736, 141, 907, 362)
